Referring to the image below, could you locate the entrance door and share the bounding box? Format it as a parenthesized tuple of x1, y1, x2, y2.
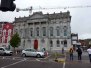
(34, 39, 38, 50)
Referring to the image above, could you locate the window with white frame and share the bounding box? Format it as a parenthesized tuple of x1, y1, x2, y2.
(56, 26, 60, 36)
(50, 27, 53, 36)
(42, 27, 46, 36)
(8, 29, 11, 36)
(56, 40, 60, 47)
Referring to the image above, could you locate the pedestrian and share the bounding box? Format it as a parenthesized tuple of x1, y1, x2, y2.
(76, 47, 82, 60)
(69, 47, 74, 61)
(87, 47, 91, 63)
(62, 47, 64, 54)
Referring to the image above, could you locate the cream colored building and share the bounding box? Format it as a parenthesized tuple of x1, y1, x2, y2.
(14, 11, 72, 51)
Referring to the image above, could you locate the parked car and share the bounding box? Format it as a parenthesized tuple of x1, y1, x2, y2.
(21, 48, 45, 58)
(0, 47, 13, 56)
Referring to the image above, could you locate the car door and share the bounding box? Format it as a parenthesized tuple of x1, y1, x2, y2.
(24, 49, 31, 56)
(30, 49, 37, 56)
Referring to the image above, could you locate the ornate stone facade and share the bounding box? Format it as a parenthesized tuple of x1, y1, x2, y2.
(14, 11, 72, 51)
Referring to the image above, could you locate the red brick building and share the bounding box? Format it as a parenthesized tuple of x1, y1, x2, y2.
(0, 22, 13, 48)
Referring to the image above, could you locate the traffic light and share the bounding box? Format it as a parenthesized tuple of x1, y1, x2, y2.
(0, 0, 16, 12)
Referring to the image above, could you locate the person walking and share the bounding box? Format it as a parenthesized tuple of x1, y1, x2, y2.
(87, 47, 91, 63)
(69, 48, 74, 61)
(76, 47, 82, 60)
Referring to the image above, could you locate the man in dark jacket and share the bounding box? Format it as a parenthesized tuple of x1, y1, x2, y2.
(76, 47, 82, 60)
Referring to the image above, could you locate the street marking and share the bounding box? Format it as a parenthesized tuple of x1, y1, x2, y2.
(63, 62, 66, 68)
(44, 55, 50, 59)
(36, 59, 40, 61)
(2, 57, 5, 59)
(24, 58, 27, 60)
(1, 60, 25, 68)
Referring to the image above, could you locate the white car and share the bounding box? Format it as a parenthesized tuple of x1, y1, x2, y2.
(22, 48, 45, 58)
(0, 47, 13, 56)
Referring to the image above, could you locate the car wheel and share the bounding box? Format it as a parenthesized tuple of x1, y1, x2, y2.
(36, 54, 41, 58)
(22, 53, 26, 57)
(4, 53, 6, 56)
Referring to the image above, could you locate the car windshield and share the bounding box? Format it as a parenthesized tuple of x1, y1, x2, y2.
(5, 48, 10, 51)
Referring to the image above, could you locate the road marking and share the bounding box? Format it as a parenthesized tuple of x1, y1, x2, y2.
(63, 62, 65, 68)
(1, 60, 25, 68)
(13, 58, 15, 60)
(2, 57, 5, 59)
(36, 59, 40, 61)
(44, 55, 50, 59)
(24, 58, 27, 60)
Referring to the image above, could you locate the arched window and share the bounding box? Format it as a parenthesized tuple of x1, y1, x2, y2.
(50, 40, 53, 47)
(56, 40, 60, 47)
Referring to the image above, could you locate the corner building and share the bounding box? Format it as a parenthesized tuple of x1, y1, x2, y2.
(14, 11, 72, 51)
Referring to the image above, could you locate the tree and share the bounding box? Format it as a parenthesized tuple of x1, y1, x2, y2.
(10, 33, 21, 52)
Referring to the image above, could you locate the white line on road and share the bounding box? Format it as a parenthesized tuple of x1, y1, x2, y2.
(2, 57, 5, 59)
(36, 59, 40, 61)
(63, 62, 66, 68)
(1, 60, 25, 68)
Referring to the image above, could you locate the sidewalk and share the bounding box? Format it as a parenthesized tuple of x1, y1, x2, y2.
(66, 51, 90, 63)
(48, 52, 66, 63)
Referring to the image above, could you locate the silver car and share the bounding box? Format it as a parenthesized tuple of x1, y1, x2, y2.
(22, 48, 45, 58)
(0, 47, 13, 56)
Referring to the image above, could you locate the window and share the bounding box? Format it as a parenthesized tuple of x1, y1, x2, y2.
(50, 27, 53, 36)
(64, 40, 67, 47)
(56, 26, 60, 36)
(25, 49, 31, 51)
(30, 28, 33, 36)
(0, 30, 2, 35)
(8, 29, 11, 36)
(20, 29, 23, 37)
(15, 29, 18, 33)
(36, 27, 39, 36)
(42, 27, 46, 36)
(64, 26, 67, 36)
(57, 40, 60, 47)
(3, 30, 6, 36)
(50, 40, 53, 47)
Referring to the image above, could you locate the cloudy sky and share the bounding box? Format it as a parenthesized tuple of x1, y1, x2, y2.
(0, 0, 91, 39)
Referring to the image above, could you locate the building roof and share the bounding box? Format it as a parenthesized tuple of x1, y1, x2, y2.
(14, 11, 71, 23)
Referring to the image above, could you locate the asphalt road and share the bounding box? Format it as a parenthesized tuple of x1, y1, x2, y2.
(0, 51, 91, 68)
(0, 56, 63, 68)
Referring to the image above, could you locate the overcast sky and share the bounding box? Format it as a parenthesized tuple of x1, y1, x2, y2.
(0, 0, 91, 39)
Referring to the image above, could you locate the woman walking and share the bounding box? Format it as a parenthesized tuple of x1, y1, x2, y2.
(69, 48, 74, 61)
